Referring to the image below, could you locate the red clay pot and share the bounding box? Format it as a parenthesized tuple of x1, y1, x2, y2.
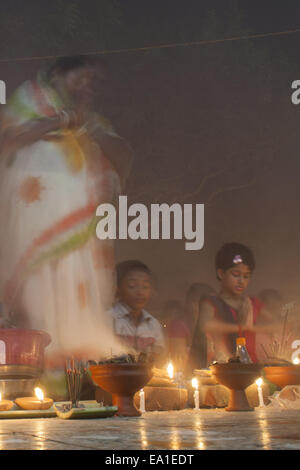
(264, 365, 300, 389)
(89, 363, 153, 417)
(210, 363, 263, 411)
(0, 328, 51, 370)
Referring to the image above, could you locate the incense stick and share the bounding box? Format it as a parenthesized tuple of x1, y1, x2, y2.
(279, 308, 289, 357)
(64, 358, 86, 408)
(260, 343, 269, 359)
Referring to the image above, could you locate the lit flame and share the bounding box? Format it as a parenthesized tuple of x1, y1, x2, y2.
(35, 387, 44, 402)
(167, 362, 174, 379)
(192, 377, 199, 390)
(293, 357, 300, 365)
(256, 377, 263, 387)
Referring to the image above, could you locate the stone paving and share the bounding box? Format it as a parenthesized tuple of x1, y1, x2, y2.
(0, 408, 300, 450)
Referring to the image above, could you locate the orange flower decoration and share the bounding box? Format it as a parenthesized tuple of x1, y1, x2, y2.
(77, 282, 89, 309)
(19, 176, 45, 204)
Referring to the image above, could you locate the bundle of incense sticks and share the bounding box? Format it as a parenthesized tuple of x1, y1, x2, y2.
(260, 302, 295, 362)
(65, 359, 88, 408)
(276, 303, 294, 359)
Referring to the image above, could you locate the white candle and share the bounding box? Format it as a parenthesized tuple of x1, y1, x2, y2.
(139, 388, 145, 413)
(194, 390, 200, 410)
(192, 378, 200, 410)
(256, 378, 265, 407)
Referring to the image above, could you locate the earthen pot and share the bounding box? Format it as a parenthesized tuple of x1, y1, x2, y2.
(89, 363, 153, 417)
(210, 363, 263, 411)
(264, 365, 300, 389)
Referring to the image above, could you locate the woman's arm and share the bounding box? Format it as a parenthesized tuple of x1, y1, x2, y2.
(92, 129, 134, 187)
(0, 116, 62, 156)
(0, 109, 86, 156)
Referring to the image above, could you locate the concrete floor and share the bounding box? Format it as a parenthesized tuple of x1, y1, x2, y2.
(0, 407, 300, 450)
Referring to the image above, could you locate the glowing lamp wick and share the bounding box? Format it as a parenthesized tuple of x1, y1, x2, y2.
(35, 387, 44, 402)
(167, 362, 174, 379)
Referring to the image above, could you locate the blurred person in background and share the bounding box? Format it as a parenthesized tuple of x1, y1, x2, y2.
(0, 55, 133, 367)
(185, 283, 216, 375)
(163, 299, 190, 372)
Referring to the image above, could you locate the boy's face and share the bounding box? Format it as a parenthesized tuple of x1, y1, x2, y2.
(217, 263, 252, 296)
(117, 270, 153, 312)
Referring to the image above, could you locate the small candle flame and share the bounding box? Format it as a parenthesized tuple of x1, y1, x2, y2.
(293, 357, 300, 365)
(35, 387, 44, 402)
(256, 377, 263, 387)
(167, 362, 174, 379)
(192, 378, 199, 390)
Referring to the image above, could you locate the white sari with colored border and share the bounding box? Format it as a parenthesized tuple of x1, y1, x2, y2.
(0, 75, 123, 360)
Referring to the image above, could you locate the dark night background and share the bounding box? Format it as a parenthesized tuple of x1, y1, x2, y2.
(1, 0, 300, 315)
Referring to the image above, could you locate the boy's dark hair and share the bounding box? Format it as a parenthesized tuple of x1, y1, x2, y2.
(47, 55, 107, 79)
(215, 242, 255, 279)
(116, 260, 152, 286)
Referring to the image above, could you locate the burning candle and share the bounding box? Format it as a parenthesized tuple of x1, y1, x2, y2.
(139, 388, 146, 413)
(293, 357, 300, 365)
(192, 378, 200, 410)
(255, 377, 265, 407)
(0, 392, 14, 411)
(16, 387, 53, 410)
(167, 362, 174, 379)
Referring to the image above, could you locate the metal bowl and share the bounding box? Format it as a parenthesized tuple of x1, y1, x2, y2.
(0, 378, 38, 399)
(0, 364, 43, 379)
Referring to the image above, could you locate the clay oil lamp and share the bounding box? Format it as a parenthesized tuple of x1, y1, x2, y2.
(89, 361, 153, 417)
(0, 392, 14, 411)
(16, 387, 53, 410)
(263, 358, 300, 389)
(210, 362, 263, 411)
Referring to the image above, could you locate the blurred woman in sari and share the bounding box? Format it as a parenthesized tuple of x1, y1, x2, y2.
(0, 56, 133, 365)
